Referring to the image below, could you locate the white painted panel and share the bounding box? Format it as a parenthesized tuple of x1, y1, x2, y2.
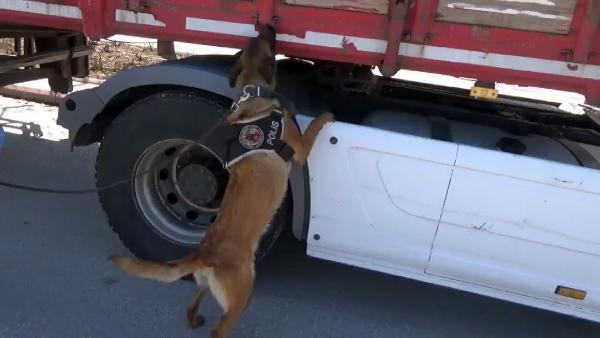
(453, 145, 600, 194)
(427, 225, 600, 312)
(441, 163, 600, 256)
(277, 32, 387, 54)
(115, 9, 166, 27)
(186, 17, 258, 37)
(428, 144, 600, 313)
(0, 0, 82, 19)
(309, 244, 600, 322)
(306, 121, 457, 272)
(302, 116, 600, 321)
(398, 43, 600, 81)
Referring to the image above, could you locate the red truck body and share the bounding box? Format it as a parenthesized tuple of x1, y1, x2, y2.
(1, 0, 599, 104)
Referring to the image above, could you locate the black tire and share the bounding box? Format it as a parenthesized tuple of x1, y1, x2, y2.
(96, 91, 289, 262)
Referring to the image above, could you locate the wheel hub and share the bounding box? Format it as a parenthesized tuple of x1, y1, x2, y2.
(177, 164, 218, 206)
(133, 139, 228, 245)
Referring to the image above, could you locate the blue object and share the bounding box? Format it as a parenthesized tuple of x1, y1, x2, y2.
(0, 125, 4, 149)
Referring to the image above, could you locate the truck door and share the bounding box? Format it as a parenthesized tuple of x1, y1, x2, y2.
(299, 116, 457, 275)
(426, 144, 600, 313)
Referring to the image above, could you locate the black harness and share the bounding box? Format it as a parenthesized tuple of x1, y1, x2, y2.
(204, 85, 296, 168)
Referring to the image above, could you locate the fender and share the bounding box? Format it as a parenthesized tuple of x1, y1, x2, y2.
(57, 55, 237, 139)
(57, 55, 317, 240)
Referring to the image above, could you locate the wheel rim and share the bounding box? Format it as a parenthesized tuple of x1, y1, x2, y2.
(133, 139, 229, 245)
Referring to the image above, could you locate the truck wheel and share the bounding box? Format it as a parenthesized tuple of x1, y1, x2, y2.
(96, 91, 289, 262)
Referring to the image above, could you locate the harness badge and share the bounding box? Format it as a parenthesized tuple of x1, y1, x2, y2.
(239, 125, 264, 149)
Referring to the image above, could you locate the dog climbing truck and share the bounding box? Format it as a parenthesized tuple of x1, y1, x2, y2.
(1, 0, 600, 324)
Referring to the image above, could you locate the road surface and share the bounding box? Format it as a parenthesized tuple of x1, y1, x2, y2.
(0, 95, 598, 338)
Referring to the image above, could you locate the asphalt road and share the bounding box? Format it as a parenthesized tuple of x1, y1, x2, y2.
(1, 97, 599, 338)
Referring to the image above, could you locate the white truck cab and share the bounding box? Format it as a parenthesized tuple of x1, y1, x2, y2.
(300, 109, 600, 323)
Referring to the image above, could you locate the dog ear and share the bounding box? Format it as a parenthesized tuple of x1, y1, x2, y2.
(229, 50, 243, 88)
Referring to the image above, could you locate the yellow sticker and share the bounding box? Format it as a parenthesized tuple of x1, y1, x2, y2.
(470, 86, 498, 100)
(555, 286, 586, 300)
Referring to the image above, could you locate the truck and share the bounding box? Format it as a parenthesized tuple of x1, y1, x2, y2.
(1, 0, 599, 324)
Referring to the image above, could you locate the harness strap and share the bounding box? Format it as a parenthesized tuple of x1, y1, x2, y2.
(275, 142, 295, 162)
(237, 85, 297, 114)
(205, 109, 295, 168)
(200, 86, 298, 168)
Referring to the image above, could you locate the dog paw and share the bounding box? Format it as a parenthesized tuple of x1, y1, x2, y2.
(188, 315, 206, 329)
(320, 112, 335, 123)
(108, 255, 134, 271)
(108, 255, 125, 263)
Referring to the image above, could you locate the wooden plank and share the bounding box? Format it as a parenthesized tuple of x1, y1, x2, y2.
(436, 0, 577, 34)
(284, 0, 388, 14)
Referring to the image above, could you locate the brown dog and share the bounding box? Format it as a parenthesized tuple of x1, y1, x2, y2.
(110, 24, 334, 338)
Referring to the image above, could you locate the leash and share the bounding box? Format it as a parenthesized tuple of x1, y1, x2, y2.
(0, 85, 294, 195)
(0, 104, 230, 195)
(232, 84, 297, 114)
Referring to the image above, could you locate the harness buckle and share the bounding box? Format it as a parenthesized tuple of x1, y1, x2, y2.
(240, 91, 251, 102)
(231, 86, 254, 112)
(231, 85, 271, 113)
(241, 85, 255, 101)
(230, 101, 240, 112)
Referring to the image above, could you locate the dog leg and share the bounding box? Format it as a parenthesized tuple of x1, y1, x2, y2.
(210, 266, 254, 338)
(187, 285, 209, 329)
(211, 307, 245, 338)
(289, 112, 335, 165)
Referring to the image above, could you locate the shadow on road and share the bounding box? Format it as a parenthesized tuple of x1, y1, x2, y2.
(257, 232, 600, 338)
(1, 117, 43, 138)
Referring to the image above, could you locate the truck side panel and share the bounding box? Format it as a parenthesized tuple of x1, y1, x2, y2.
(1, 0, 598, 103)
(437, 0, 578, 34)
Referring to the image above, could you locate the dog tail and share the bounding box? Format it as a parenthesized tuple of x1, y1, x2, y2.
(109, 253, 204, 283)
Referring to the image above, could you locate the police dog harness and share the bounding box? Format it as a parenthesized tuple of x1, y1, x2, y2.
(205, 85, 296, 168)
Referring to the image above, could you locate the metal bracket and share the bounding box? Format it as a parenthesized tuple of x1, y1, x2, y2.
(255, 0, 277, 25)
(561, 49, 574, 62)
(0, 46, 93, 74)
(582, 104, 600, 127)
(157, 40, 176, 60)
(381, 0, 408, 77)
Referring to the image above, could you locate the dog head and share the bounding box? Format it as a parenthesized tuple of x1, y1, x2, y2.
(229, 24, 277, 90)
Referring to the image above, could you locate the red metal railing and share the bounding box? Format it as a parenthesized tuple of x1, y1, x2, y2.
(0, 0, 598, 104)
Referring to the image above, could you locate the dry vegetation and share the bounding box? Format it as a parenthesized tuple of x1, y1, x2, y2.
(0, 38, 191, 80)
(0, 38, 15, 54)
